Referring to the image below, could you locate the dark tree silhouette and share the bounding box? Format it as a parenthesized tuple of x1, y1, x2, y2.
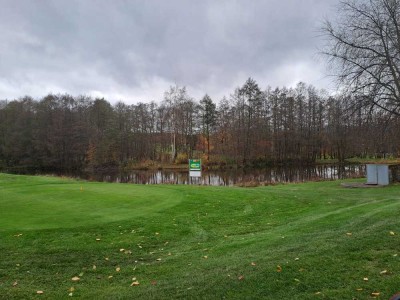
(323, 0, 400, 116)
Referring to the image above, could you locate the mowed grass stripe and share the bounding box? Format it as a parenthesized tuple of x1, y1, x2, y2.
(1, 174, 186, 230)
(0, 173, 399, 299)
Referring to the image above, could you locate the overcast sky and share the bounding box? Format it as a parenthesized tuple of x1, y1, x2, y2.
(0, 0, 338, 104)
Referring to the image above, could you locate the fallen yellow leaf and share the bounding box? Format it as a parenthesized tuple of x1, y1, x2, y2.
(116, 267, 121, 272)
(238, 275, 244, 280)
(356, 288, 363, 291)
(203, 256, 208, 259)
(251, 262, 256, 266)
(108, 276, 113, 279)
(363, 277, 368, 281)
(346, 232, 352, 236)
(93, 265, 96, 270)
(36, 291, 44, 294)
(277, 265, 282, 272)
(12, 281, 18, 287)
(96, 238, 101, 241)
(380, 270, 388, 275)
(371, 292, 380, 297)
(390, 231, 395, 236)
(156, 258, 162, 261)
(71, 276, 80, 281)
(68, 292, 73, 297)
(130, 281, 140, 286)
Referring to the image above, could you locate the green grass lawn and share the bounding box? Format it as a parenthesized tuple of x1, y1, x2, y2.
(1, 174, 399, 299)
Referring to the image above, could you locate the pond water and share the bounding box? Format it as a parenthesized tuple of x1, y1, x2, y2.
(87, 164, 365, 186)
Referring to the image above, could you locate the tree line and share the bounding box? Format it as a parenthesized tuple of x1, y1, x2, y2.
(0, 79, 399, 173)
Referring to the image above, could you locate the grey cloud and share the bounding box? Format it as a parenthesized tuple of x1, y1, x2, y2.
(0, 0, 338, 103)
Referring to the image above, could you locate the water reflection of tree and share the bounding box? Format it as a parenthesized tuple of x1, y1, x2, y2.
(92, 164, 365, 186)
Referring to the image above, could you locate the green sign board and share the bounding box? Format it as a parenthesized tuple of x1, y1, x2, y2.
(189, 159, 201, 171)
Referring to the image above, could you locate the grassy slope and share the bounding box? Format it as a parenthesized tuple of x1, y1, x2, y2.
(0, 174, 399, 299)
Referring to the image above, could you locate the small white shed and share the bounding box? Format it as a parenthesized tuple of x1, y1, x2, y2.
(366, 164, 390, 185)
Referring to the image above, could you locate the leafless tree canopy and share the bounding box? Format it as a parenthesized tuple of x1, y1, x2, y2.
(323, 0, 400, 115)
(2, 82, 400, 173)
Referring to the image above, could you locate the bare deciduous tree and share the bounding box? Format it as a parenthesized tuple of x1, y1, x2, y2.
(323, 0, 400, 116)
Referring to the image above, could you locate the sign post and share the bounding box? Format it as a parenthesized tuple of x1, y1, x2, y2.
(189, 159, 201, 178)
